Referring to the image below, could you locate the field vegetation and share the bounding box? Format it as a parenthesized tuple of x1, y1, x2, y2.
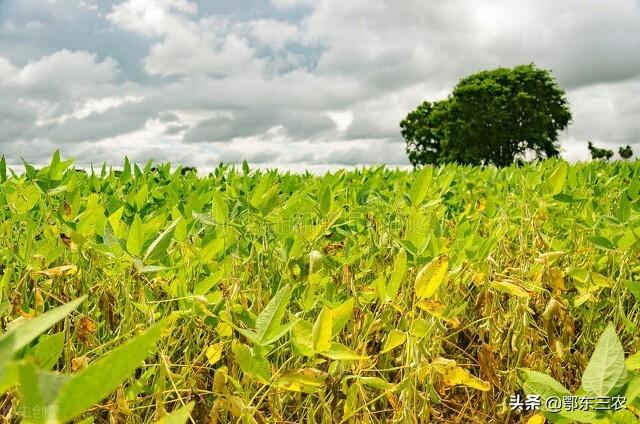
(1, 153, 639, 423)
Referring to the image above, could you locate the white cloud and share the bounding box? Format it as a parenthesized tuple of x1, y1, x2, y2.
(0, 50, 149, 148)
(107, 0, 197, 37)
(108, 1, 261, 77)
(15, 49, 117, 90)
(326, 111, 353, 132)
(145, 31, 258, 77)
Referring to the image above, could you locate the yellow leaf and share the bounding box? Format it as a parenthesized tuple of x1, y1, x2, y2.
(526, 414, 546, 424)
(417, 299, 445, 315)
(417, 361, 430, 381)
(381, 330, 406, 354)
(591, 272, 611, 288)
(491, 280, 530, 298)
(274, 368, 329, 394)
(549, 267, 566, 292)
(416, 300, 461, 328)
(206, 343, 224, 365)
(215, 321, 233, 338)
(37, 264, 78, 277)
(414, 254, 448, 299)
(431, 357, 490, 391)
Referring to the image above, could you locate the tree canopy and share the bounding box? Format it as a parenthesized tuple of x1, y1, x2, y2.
(588, 141, 614, 161)
(619, 145, 633, 159)
(401, 64, 572, 167)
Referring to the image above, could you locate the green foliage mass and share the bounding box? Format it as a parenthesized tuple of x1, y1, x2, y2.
(401, 64, 572, 167)
(620, 145, 634, 160)
(1, 152, 640, 422)
(589, 141, 615, 161)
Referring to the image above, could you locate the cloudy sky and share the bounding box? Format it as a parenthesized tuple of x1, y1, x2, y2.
(1, 0, 639, 171)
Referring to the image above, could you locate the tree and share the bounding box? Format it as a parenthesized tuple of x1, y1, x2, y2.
(588, 141, 614, 161)
(400, 101, 443, 166)
(619, 145, 633, 160)
(401, 64, 572, 167)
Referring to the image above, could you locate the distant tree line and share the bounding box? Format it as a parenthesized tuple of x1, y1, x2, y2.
(588, 142, 634, 161)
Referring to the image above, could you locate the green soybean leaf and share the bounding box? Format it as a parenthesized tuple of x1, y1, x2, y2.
(291, 320, 314, 357)
(519, 368, 597, 422)
(0, 361, 18, 393)
(580, 322, 628, 396)
(120, 156, 132, 183)
(518, 368, 569, 403)
(199, 237, 225, 261)
(249, 176, 270, 208)
(386, 249, 407, 301)
(54, 318, 170, 421)
(626, 351, 640, 370)
(193, 272, 222, 296)
(409, 166, 432, 206)
(126, 214, 145, 257)
(381, 330, 406, 354)
(359, 376, 393, 390)
(107, 206, 125, 239)
(331, 298, 354, 337)
(22, 158, 37, 180)
(624, 376, 640, 405)
(33, 332, 65, 370)
(261, 321, 297, 347)
(232, 342, 271, 383)
(211, 191, 228, 224)
(155, 401, 195, 424)
(17, 364, 69, 423)
(143, 217, 181, 262)
(566, 266, 589, 284)
(17, 363, 49, 423)
(235, 327, 261, 345)
(588, 235, 616, 251)
(9, 182, 41, 214)
(251, 179, 279, 214)
(0, 296, 85, 367)
(312, 307, 332, 353)
(49, 150, 72, 181)
(135, 183, 148, 211)
(255, 284, 291, 345)
(547, 161, 568, 195)
(321, 343, 367, 360)
(318, 184, 333, 217)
